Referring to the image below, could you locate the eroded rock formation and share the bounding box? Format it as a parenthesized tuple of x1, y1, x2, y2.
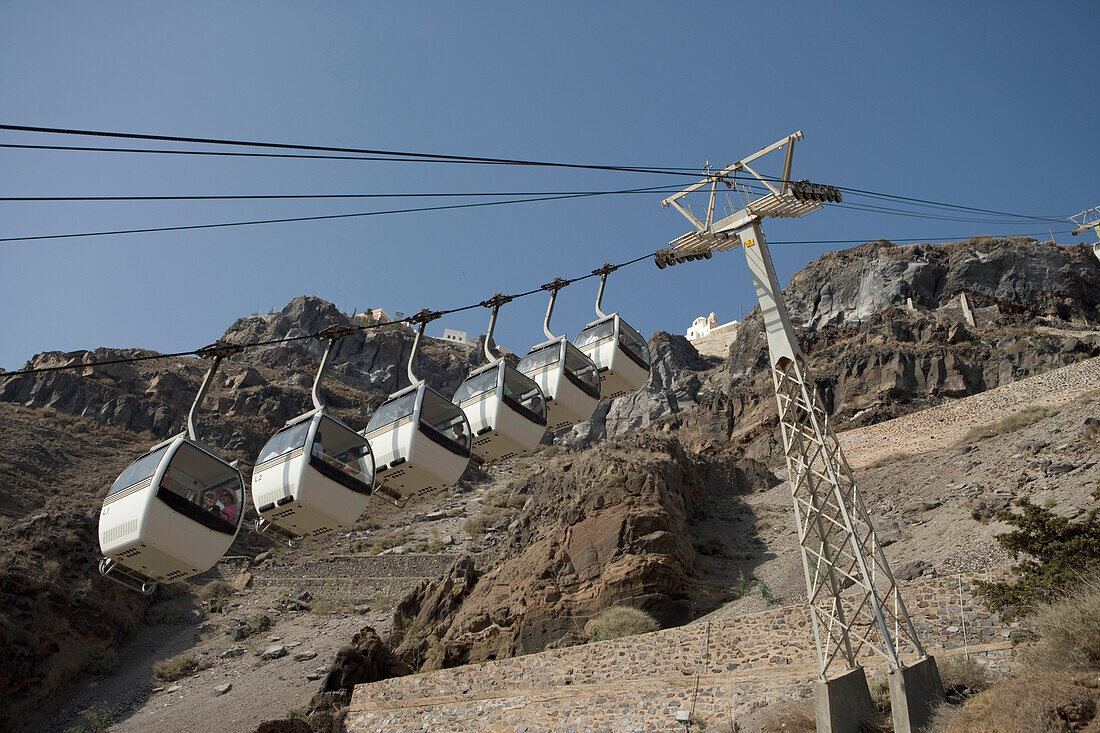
(387, 435, 777, 670)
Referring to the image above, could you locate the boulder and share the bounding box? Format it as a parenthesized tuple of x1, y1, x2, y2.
(261, 645, 287, 660)
(309, 626, 411, 712)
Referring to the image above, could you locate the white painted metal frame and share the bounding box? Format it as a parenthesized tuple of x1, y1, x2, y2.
(662, 134, 926, 679)
(1070, 205, 1100, 263)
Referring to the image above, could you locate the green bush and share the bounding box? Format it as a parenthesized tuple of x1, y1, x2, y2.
(976, 499, 1100, 619)
(152, 653, 202, 682)
(585, 606, 659, 642)
(731, 570, 752, 600)
(85, 648, 121, 677)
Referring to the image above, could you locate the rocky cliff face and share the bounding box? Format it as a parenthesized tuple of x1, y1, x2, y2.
(564, 333, 720, 448)
(387, 434, 777, 670)
(2, 239, 1098, 725)
(782, 238, 1100, 329)
(564, 239, 1100, 458)
(222, 296, 481, 398)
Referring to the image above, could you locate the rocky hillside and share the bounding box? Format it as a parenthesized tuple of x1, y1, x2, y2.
(387, 435, 777, 669)
(2, 237, 1098, 731)
(569, 238, 1100, 460)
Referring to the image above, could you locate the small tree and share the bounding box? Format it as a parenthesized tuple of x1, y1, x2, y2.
(977, 498, 1100, 619)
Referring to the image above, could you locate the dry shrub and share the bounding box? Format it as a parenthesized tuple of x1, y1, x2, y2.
(144, 601, 189, 625)
(743, 698, 817, 732)
(152, 653, 202, 682)
(585, 606, 659, 642)
(957, 405, 1055, 445)
(943, 673, 1097, 733)
(85, 648, 121, 677)
(1022, 576, 1100, 673)
(196, 579, 231, 603)
(937, 655, 990, 696)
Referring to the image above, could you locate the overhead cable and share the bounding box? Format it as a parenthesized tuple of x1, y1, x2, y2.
(0, 124, 704, 177)
(0, 184, 684, 202)
(0, 228, 1072, 378)
(0, 189, 659, 243)
(0, 249, 656, 377)
(0, 137, 1067, 223)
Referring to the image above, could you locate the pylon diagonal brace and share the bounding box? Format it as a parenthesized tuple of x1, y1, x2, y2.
(660, 136, 927, 679)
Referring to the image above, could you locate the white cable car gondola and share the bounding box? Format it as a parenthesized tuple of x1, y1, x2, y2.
(252, 325, 375, 540)
(452, 295, 547, 463)
(97, 342, 246, 594)
(518, 278, 601, 431)
(364, 311, 472, 500)
(574, 264, 652, 400)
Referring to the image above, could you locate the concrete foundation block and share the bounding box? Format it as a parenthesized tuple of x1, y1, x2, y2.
(889, 655, 945, 732)
(814, 666, 873, 733)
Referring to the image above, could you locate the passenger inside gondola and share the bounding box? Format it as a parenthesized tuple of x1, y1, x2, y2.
(576, 319, 614, 349)
(339, 446, 366, 476)
(218, 489, 239, 523)
(565, 347, 600, 391)
(202, 490, 219, 515)
(452, 422, 469, 449)
(502, 369, 546, 420)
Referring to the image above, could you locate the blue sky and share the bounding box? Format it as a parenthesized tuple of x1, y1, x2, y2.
(2, 1, 1097, 371)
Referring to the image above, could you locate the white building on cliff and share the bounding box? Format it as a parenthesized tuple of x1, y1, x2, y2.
(686, 312, 739, 356)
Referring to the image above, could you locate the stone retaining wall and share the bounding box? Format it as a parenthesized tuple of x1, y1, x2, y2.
(347, 570, 1024, 732)
(204, 553, 455, 602)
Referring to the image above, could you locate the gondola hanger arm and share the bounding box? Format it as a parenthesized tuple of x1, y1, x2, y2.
(591, 263, 619, 319)
(540, 277, 572, 340)
(479, 293, 514, 364)
(404, 309, 441, 386)
(188, 341, 244, 440)
(310, 325, 356, 410)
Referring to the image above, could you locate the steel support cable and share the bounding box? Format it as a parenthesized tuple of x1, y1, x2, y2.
(0, 248, 659, 377)
(0, 184, 687, 202)
(748, 174, 1067, 222)
(0, 124, 706, 177)
(0, 227, 1073, 378)
(0, 139, 1067, 222)
(0, 189, 671, 244)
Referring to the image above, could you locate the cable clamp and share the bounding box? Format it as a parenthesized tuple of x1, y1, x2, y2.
(196, 340, 246, 359)
(316, 324, 357, 341)
(591, 263, 619, 277)
(540, 277, 571, 292)
(479, 293, 514, 309)
(408, 308, 442, 325)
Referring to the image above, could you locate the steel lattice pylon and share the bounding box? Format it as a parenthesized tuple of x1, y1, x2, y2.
(661, 133, 930, 679)
(771, 348, 925, 675)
